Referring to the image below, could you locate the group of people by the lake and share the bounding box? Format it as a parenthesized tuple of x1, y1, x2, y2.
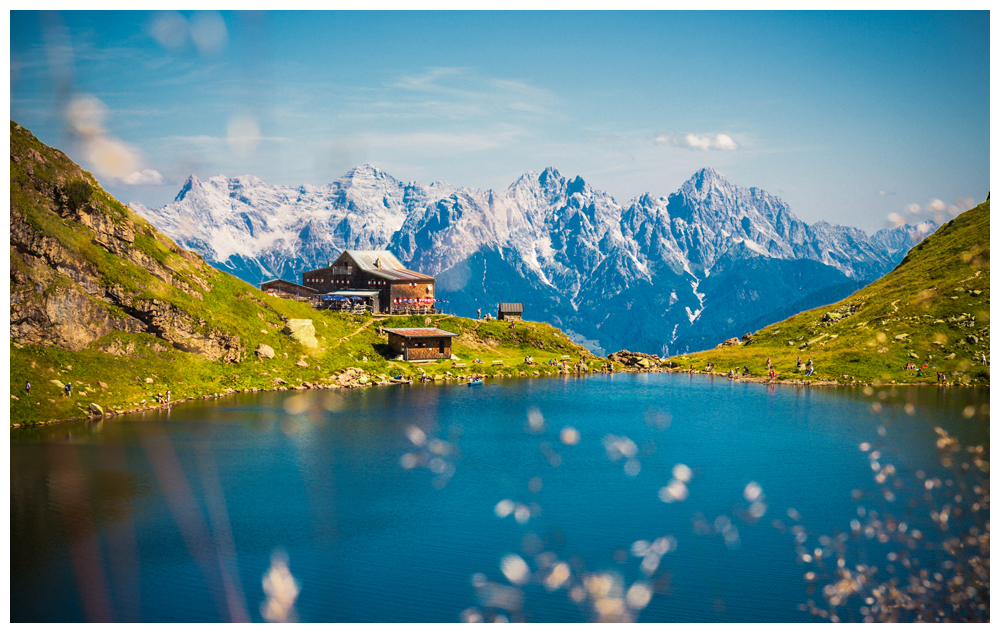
(717, 358, 816, 380)
(725, 365, 753, 379)
(797, 357, 814, 376)
(903, 361, 936, 378)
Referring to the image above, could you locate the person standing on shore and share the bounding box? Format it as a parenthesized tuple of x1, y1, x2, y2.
(166, 390, 171, 404)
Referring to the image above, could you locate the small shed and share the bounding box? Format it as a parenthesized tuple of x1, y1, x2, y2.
(383, 328, 457, 361)
(497, 302, 524, 321)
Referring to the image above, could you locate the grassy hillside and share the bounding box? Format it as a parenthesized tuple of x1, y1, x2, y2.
(9, 122, 595, 427)
(667, 200, 990, 385)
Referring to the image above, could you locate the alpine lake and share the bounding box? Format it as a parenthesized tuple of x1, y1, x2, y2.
(10, 372, 989, 623)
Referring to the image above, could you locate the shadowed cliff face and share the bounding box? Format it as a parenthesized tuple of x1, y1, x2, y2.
(10, 121, 244, 362)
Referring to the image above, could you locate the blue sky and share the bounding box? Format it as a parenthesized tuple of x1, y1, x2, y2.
(10, 10, 990, 232)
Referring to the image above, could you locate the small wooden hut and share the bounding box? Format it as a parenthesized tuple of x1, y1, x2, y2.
(260, 279, 318, 300)
(497, 302, 524, 321)
(383, 328, 457, 361)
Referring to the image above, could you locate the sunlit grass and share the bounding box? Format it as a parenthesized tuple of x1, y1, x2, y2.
(669, 201, 990, 386)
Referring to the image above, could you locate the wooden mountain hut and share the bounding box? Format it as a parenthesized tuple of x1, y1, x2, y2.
(301, 250, 437, 314)
(497, 302, 524, 321)
(260, 279, 318, 301)
(383, 328, 457, 361)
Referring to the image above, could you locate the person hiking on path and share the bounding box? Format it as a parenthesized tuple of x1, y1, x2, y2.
(766, 358, 772, 370)
(64, 382, 72, 397)
(25, 381, 31, 395)
(796, 357, 802, 369)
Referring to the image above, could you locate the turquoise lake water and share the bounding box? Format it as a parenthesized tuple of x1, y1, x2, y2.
(10, 373, 989, 622)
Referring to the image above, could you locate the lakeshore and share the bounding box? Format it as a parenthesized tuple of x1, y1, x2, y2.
(12, 356, 976, 430)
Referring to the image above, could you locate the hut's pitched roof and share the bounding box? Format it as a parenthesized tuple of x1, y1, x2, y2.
(306, 251, 435, 282)
(382, 328, 458, 338)
(261, 279, 318, 293)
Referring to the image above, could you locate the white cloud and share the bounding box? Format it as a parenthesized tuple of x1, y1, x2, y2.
(122, 169, 165, 185)
(912, 221, 935, 237)
(895, 193, 979, 230)
(655, 132, 740, 151)
(382, 68, 559, 122)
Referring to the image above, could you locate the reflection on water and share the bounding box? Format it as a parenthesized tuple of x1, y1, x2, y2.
(10, 374, 989, 622)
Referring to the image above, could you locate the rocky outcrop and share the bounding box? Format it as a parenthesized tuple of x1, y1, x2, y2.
(256, 343, 275, 359)
(10, 122, 242, 363)
(608, 350, 662, 367)
(335, 367, 371, 388)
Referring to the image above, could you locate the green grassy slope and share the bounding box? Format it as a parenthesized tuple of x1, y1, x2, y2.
(9, 122, 595, 427)
(667, 200, 990, 385)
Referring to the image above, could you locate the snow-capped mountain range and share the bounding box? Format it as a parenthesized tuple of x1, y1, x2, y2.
(132, 166, 932, 356)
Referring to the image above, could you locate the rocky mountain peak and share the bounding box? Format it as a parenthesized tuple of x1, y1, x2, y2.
(343, 163, 388, 181)
(538, 166, 563, 185)
(175, 174, 201, 202)
(686, 166, 729, 194)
